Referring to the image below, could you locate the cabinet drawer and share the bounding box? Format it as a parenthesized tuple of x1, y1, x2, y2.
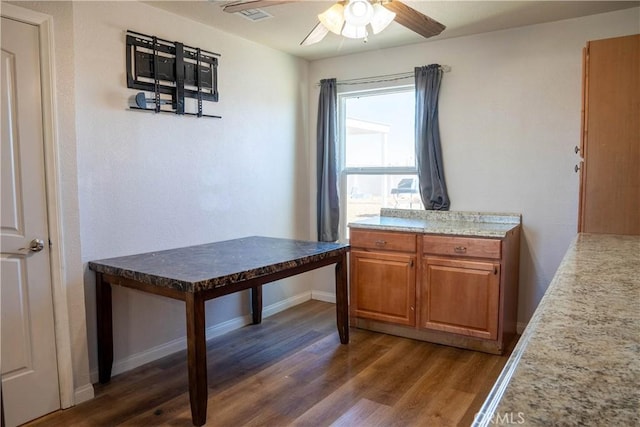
(423, 235, 501, 259)
(350, 229, 416, 253)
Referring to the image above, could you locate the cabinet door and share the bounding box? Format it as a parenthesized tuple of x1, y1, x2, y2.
(350, 250, 416, 326)
(579, 34, 639, 234)
(421, 257, 499, 340)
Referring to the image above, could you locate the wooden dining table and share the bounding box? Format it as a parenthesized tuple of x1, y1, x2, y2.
(89, 236, 350, 426)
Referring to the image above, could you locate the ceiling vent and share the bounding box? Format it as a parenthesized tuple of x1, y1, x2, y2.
(236, 8, 273, 22)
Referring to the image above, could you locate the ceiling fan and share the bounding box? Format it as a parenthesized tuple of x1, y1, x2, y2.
(223, 0, 446, 46)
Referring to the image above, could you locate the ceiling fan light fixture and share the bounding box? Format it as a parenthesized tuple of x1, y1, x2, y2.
(370, 3, 396, 34)
(343, 0, 374, 26)
(318, 3, 345, 35)
(341, 22, 368, 39)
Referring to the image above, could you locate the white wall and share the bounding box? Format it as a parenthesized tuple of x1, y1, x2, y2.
(70, 1, 311, 378)
(308, 8, 640, 325)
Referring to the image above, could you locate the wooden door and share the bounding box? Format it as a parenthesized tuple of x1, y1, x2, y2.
(350, 250, 416, 326)
(579, 34, 640, 234)
(421, 257, 499, 340)
(1, 16, 61, 426)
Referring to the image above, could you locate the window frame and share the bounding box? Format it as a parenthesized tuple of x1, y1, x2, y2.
(337, 84, 418, 240)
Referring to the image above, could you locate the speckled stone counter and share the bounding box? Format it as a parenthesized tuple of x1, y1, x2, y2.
(474, 233, 640, 426)
(348, 208, 521, 237)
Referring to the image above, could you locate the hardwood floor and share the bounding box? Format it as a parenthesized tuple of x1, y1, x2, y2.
(28, 300, 513, 427)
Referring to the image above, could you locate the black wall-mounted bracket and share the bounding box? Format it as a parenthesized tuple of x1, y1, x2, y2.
(126, 30, 221, 118)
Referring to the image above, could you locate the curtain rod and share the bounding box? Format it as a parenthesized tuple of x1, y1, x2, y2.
(318, 65, 451, 86)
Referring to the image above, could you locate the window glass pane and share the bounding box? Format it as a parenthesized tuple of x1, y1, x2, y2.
(345, 90, 415, 168)
(345, 174, 423, 236)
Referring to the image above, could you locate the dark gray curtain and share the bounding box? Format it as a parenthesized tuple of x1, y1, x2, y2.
(316, 78, 340, 242)
(415, 65, 450, 210)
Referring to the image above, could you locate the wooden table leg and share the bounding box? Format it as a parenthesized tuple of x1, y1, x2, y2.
(185, 293, 207, 426)
(251, 285, 263, 324)
(96, 273, 114, 383)
(335, 253, 349, 344)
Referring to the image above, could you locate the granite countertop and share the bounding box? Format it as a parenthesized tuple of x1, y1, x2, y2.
(474, 233, 640, 426)
(88, 236, 349, 293)
(348, 208, 521, 238)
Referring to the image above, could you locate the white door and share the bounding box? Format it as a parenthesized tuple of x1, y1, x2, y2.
(1, 16, 61, 427)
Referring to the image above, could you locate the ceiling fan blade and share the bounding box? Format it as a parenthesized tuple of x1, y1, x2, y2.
(300, 22, 329, 46)
(382, 0, 445, 39)
(223, 1, 296, 14)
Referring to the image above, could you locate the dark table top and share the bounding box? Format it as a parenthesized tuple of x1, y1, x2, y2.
(88, 236, 350, 293)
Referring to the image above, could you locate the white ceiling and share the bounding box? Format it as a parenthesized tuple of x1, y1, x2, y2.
(145, 1, 640, 60)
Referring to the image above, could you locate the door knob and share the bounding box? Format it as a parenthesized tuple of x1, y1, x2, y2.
(20, 238, 45, 253)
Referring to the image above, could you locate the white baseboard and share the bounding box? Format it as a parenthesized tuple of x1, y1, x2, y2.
(89, 290, 316, 384)
(74, 383, 95, 405)
(311, 290, 336, 303)
(263, 291, 312, 317)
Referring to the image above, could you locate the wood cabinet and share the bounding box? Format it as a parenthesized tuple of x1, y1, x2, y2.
(351, 251, 416, 326)
(349, 227, 520, 354)
(350, 230, 416, 326)
(421, 257, 499, 340)
(578, 34, 639, 235)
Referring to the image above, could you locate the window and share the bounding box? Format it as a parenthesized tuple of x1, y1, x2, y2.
(338, 86, 422, 239)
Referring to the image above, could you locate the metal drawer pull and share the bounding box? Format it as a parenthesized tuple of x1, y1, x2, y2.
(454, 246, 467, 254)
(375, 240, 387, 247)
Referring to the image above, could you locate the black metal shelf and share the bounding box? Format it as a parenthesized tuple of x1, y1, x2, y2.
(129, 106, 221, 119)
